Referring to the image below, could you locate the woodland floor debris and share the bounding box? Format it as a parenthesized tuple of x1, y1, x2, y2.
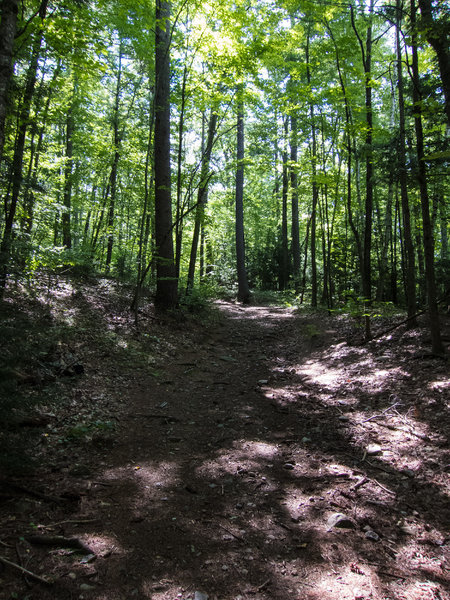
(0, 278, 449, 600)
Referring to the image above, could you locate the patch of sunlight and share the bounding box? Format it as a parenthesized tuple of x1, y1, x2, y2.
(297, 362, 342, 387)
(428, 378, 449, 391)
(371, 368, 392, 379)
(83, 533, 126, 557)
(117, 339, 128, 349)
(196, 439, 279, 478)
(102, 461, 180, 491)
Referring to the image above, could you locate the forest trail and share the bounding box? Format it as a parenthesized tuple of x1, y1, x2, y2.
(1, 292, 449, 600)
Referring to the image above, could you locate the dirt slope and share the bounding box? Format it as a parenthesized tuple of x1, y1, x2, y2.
(0, 287, 449, 600)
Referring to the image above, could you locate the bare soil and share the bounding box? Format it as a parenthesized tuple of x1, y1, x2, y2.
(0, 279, 449, 600)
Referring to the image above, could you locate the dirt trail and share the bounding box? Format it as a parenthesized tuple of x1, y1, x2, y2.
(1, 299, 449, 600)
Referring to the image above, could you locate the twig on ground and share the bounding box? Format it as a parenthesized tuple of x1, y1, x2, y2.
(256, 578, 271, 591)
(133, 413, 179, 422)
(370, 477, 396, 496)
(44, 519, 98, 527)
(0, 555, 52, 585)
(362, 402, 402, 423)
(351, 476, 368, 491)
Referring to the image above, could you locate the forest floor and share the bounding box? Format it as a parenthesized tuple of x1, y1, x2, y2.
(0, 276, 449, 600)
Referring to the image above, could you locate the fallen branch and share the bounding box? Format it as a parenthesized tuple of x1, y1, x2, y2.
(44, 519, 98, 527)
(361, 309, 428, 343)
(133, 413, 179, 422)
(0, 555, 52, 585)
(26, 535, 94, 555)
(362, 402, 402, 423)
(350, 476, 368, 491)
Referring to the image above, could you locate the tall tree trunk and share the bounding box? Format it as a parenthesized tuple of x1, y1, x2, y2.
(279, 116, 289, 290)
(175, 64, 188, 279)
(327, 20, 364, 290)
(235, 86, 250, 303)
(62, 89, 74, 249)
(410, 0, 445, 354)
(154, 0, 177, 309)
(186, 109, 217, 293)
(417, 0, 450, 125)
(290, 112, 301, 293)
(305, 32, 318, 306)
(133, 88, 154, 319)
(0, 0, 48, 295)
(351, 0, 374, 338)
(105, 49, 123, 272)
(0, 0, 19, 165)
(396, 0, 417, 324)
(22, 60, 62, 240)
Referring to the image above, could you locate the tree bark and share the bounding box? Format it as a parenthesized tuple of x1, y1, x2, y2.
(105, 48, 123, 272)
(154, 0, 178, 309)
(351, 1, 374, 338)
(417, 0, 450, 125)
(235, 87, 250, 303)
(279, 116, 289, 290)
(396, 0, 417, 324)
(410, 0, 445, 354)
(62, 91, 74, 249)
(290, 112, 301, 293)
(0, 0, 19, 165)
(175, 64, 188, 279)
(186, 109, 217, 293)
(0, 0, 48, 295)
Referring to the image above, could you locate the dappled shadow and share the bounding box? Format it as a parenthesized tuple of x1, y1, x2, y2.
(1, 287, 448, 600)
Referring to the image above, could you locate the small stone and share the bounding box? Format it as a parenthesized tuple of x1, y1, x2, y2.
(365, 530, 380, 541)
(221, 564, 229, 571)
(327, 512, 355, 530)
(258, 379, 269, 385)
(194, 592, 209, 600)
(283, 463, 295, 470)
(338, 415, 350, 422)
(366, 444, 382, 455)
(80, 583, 96, 591)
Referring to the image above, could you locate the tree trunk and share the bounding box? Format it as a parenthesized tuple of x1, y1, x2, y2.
(290, 113, 301, 293)
(351, 1, 374, 338)
(0, 0, 19, 165)
(417, 0, 450, 125)
(62, 91, 74, 249)
(186, 109, 217, 293)
(154, 0, 177, 309)
(235, 87, 250, 304)
(175, 64, 188, 279)
(279, 116, 289, 290)
(326, 20, 363, 287)
(410, 0, 445, 354)
(396, 0, 417, 324)
(0, 0, 48, 295)
(22, 60, 62, 240)
(105, 49, 123, 272)
(306, 33, 318, 306)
